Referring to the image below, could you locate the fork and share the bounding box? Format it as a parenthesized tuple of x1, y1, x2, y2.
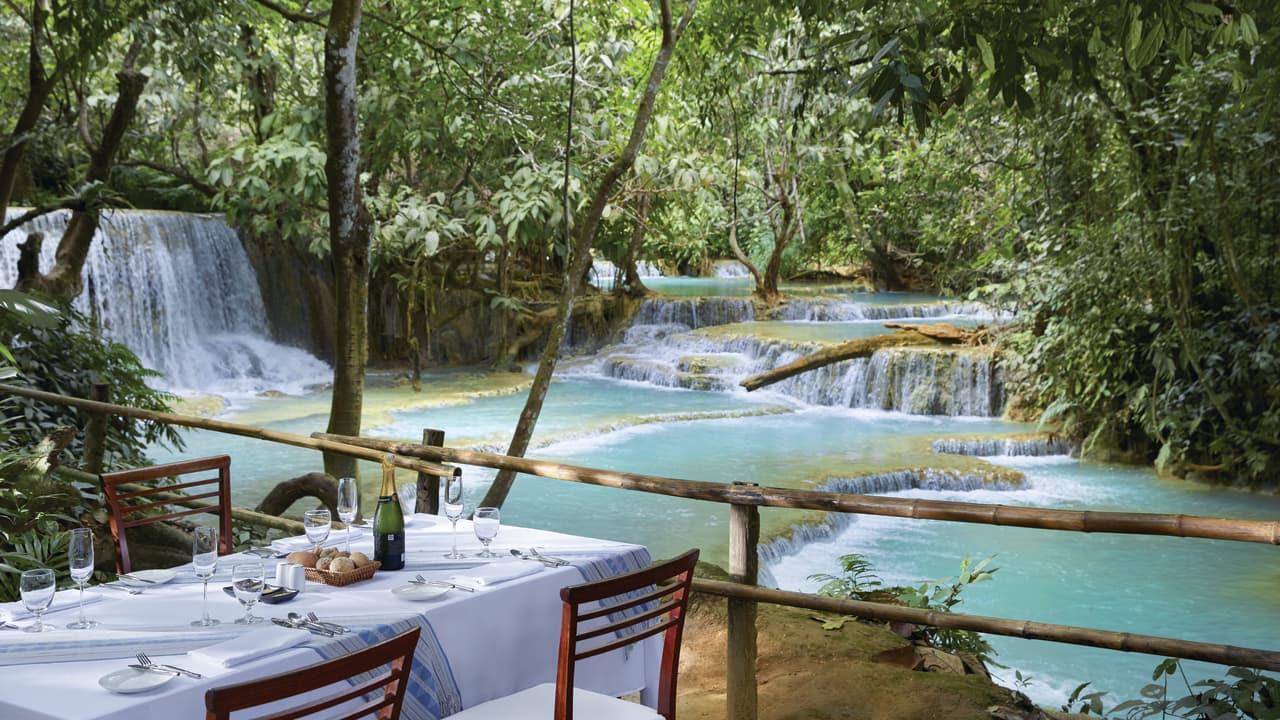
(530, 548, 572, 566)
(99, 582, 143, 595)
(306, 612, 348, 634)
(135, 652, 203, 679)
(413, 574, 476, 592)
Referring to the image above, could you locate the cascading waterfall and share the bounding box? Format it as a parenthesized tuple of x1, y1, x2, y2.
(0, 209, 330, 395)
(631, 297, 755, 329)
(710, 259, 749, 278)
(776, 297, 999, 321)
(932, 437, 1073, 457)
(756, 469, 1020, 583)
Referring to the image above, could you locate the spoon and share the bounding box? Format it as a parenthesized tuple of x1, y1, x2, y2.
(528, 548, 571, 566)
(305, 611, 348, 634)
(286, 612, 335, 636)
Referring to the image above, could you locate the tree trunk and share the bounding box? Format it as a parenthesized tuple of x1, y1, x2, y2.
(15, 65, 148, 301)
(322, 0, 369, 481)
(621, 193, 651, 296)
(739, 331, 941, 392)
(725, 92, 762, 289)
(479, 0, 697, 510)
(0, 0, 52, 221)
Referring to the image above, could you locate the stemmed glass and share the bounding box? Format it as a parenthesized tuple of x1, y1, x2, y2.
(442, 470, 465, 559)
(66, 528, 97, 630)
(303, 509, 331, 554)
(336, 478, 358, 553)
(19, 569, 55, 633)
(191, 526, 220, 627)
(231, 562, 264, 624)
(398, 482, 417, 519)
(473, 507, 500, 558)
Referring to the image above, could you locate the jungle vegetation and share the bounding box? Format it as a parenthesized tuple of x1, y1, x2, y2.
(0, 0, 1276, 491)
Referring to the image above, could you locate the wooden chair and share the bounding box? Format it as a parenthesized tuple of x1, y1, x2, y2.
(205, 627, 420, 720)
(101, 455, 233, 573)
(448, 548, 700, 720)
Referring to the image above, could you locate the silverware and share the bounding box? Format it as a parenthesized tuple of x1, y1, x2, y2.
(118, 573, 157, 584)
(245, 547, 287, 559)
(128, 664, 179, 676)
(135, 652, 203, 679)
(99, 582, 143, 595)
(277, 614, 335, 637)
(306, 611, 348, 634)
(510, 548, 562, 567)
(412, 574, 476, 592)
(0, 620, 20, 630)
(530, 548, 572, 566)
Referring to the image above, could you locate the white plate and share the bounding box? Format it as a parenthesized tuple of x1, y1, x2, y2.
(98, 667, 176, 694)
(119, 569, 176, 587)
(391, 583, 450, 602)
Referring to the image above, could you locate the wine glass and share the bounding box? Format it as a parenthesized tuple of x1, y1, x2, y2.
(442, 470, 465, 559)
(19, 568, 55, 633)
(398, 481, 417, 518)
(191, 526, 220, 627)
(336, 477, 358, 552)
(231, 562, 264, 624)
(303, 509, 331, 553)
(473, 507, 500, 558)
(66, 528, 97, 630)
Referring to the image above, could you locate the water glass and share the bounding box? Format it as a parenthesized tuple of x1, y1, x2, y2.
(442, 470, 465, 559)
(66, 528, 97, 630)
(398, 481, 417, 518)
(191, 526, 220, 627)
(473, 507, 500, 558)
(303, 509, 331, 553)
(19, 568, 55, 633)
(336, 477, 358, 552)
(231, 562, 264, 624)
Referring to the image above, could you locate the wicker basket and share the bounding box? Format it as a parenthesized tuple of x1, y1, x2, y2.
(304, 561, 380, 587)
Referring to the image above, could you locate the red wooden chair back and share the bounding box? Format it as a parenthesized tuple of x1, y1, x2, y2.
(205, 627, 420, 720)
(100, 455, 234, 573)
(555, 548, 699, 720)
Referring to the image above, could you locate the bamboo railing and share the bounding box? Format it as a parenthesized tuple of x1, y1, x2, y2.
(6, 384, 1280, 719)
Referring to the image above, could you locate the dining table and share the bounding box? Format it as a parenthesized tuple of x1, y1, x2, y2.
(0, 514, 661, 720)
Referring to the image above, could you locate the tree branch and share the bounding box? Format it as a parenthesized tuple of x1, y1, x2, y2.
(248, 0, 328, 26)
(117, 159, 217, 197)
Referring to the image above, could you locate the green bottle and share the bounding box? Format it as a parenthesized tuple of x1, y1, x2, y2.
(373, 454, 405, 570)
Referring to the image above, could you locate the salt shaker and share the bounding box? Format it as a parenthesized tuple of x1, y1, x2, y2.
(284, 563, 307, 593)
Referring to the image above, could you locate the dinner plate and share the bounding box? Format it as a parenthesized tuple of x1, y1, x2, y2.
(222, 584, 298, 604)
(391, 583, 450, 602)
(98, 667, 176, 694)
(119, 569, 176, 587)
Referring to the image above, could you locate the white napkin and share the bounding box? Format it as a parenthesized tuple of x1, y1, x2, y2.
(188, 626, 309, 667)
(0, 589, 103, 622)
(448, 560, 542, 588)
(272, 527, 364, 552)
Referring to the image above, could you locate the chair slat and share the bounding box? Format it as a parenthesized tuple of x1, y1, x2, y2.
(576, 580, 679, 622)
(575, 616, 681, 662)
(117, 492, 221, 517)
(114, 477, 224, 500)
(576, 598, 679, 643)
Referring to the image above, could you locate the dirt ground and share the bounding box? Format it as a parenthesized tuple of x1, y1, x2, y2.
(675, 594, 1024, 720)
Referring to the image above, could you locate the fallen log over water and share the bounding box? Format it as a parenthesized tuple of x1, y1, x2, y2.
(739, 331, 939, 392)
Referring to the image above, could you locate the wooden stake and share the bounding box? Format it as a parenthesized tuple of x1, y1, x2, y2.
(418, 429, 444, 514)
(727, 482, 760, 720)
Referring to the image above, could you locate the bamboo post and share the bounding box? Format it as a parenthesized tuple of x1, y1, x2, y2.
(82, 382, 110, 476)
(418, 429, 444, 514)
(727, 481, 760, 720)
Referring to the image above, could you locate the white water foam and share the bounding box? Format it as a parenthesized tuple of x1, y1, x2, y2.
(1, 209, 331, 397)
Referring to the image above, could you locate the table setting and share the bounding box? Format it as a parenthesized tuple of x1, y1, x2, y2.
(0, 510, 660, 720)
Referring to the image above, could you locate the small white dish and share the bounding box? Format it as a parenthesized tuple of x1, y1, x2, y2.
(119, 569, 176, 587)
(391, 583, 450, 602)
(98, 667, 176, 694)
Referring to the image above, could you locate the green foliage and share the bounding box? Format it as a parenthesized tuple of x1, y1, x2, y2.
(808, 552, 883, 598)
(1109, 659, 1280, 720)
(892, 555, 999, 660)
(1062, 681, 1108, 716)
(1, 309, 183, 470)
(0, 530, 72, 603)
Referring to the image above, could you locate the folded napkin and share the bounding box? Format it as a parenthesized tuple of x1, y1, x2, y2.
(188, 626, 309, 667)
(448, 560, 542, 588)
(0, 589, 103, 623)
(272, 527, 364, 552)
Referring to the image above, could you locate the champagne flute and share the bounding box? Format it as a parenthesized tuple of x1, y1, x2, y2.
(66, 528, 97, 630)
(336, 477, 358, 553)
(473, 507, 500, 558)
(442, 470, 465, 559)
(303, 509, 331, 554)
(231, 562, 264, 624)
(191, 526, 220, 627)
(19, 568, 55, 633)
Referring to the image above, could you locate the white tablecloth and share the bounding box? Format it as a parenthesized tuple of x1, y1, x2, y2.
(0, 517, 658, 720)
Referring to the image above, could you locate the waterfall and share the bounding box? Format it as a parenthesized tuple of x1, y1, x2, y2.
(711, 260, 749, 278)
(1, 209, 330, 396)
(757, 468, 1021, 575)
(590, 259, 662, 288)
(932, 436, 1074, 457)
(775, 297, 999, 321)
(631, 297, 754, 329)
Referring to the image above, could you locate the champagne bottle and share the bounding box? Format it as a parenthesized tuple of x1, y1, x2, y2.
(372, 454, 405, 570)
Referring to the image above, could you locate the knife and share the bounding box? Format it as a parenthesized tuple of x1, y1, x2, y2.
(118, 573, 158, 584)
(128, 664, 179, 676)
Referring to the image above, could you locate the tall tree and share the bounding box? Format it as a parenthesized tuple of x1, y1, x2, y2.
(479, 0, 697, 509)
(321, 0, 369, 480)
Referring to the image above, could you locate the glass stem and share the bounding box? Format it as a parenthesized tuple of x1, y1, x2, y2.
(346, 524, 351, 552)
(451, 521, 458, 556)
(77, 582, 86, 625)
(201, 579, 209, 622)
